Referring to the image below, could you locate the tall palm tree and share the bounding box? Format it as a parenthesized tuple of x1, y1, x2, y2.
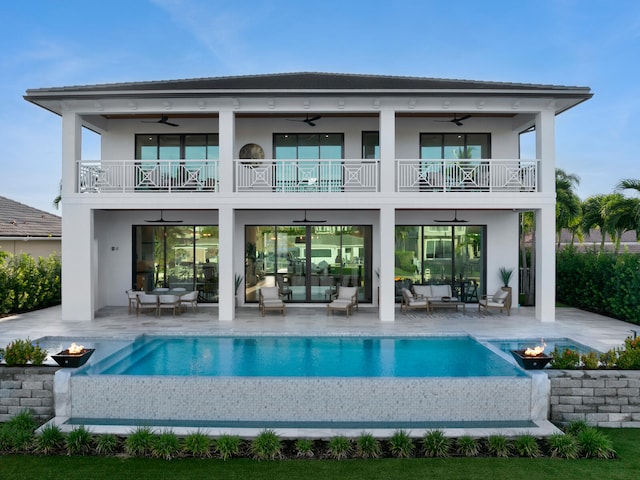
(616, 178, 640, 193)
(581, 194, 611, 250)
(601, 193, 640, 253)
(555, 169, 582, 247)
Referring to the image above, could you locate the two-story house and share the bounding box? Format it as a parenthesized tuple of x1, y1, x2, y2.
(24, 72, 592, 323)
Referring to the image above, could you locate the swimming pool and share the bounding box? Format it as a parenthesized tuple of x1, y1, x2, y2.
(80, 335, 526, 377)
(53, 334, 547, 430)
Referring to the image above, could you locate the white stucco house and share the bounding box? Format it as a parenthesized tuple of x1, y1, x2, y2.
(23, 72, 591, 322)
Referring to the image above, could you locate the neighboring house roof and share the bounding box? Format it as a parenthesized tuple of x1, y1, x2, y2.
(24, 72, 593, 115)
(0, 196, 61, 238)
(559, 228, 640, 253)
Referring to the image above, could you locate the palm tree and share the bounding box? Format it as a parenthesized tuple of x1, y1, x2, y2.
(601, 193, 640, 253)
(616, 178, 640, 193)
(581, 194, 609, 250)
(555, 169, 582, 247)
(53, 180, 62, 210)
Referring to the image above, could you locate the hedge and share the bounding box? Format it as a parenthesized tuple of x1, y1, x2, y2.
(0, 252, 61, 314)
(556, 246, 640, 324)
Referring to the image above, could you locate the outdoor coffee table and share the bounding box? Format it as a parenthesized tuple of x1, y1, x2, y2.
(429, 297, 466, 314)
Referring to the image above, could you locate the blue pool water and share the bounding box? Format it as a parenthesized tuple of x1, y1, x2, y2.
(80, 335, 526, 377)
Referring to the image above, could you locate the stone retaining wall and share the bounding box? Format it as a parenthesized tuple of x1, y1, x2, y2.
(548, 370, 640, 428)
(0, 366, 59, 423)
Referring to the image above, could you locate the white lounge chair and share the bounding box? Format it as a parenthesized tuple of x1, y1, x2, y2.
(259, 286, 286, 316)
(478, 288, 512, 316)
(326, 286, 358, 317)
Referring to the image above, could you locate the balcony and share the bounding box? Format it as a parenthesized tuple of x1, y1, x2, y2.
(235, 159, 379, 192)
(76, 158, 538, 194)
(396, 159, 538, 192)
(78, 160, 219, 193)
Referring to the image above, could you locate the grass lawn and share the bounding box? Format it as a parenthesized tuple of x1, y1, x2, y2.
(1, 429, 639, 480)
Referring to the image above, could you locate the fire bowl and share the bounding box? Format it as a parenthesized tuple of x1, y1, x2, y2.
(51, 348, 95, 368)
(510, 350, 552, 370)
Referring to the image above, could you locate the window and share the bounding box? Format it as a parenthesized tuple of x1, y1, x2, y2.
(273, 134, 343, 191)
(420, 134, 490, 159)
(362, 131, 379, 159)
(135, 134, 219, 188)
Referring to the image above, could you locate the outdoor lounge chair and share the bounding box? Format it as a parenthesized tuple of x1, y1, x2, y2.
(126, 289, 140, 314)
(326, 286, 358, 317)
(478, 287, 512, 316)
(401, 287, 430, 314)
(259, 286, 286, 316)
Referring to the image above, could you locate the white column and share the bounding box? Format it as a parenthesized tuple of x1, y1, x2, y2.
(218, 206, 235, 321)
(61, 111, 81, 196)
(379, 108, 395, 193)
(535, 110, 556, 322)
(218, 110, 235, 194)
(61, 204, 94, 320)
(379, 206, 396, 322)
(536, 206, 555, 322)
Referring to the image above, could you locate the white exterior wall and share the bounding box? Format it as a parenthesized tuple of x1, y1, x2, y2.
(39, 82, 584, 323)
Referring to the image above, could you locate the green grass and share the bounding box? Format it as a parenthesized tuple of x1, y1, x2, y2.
(0, 429, 638, 480)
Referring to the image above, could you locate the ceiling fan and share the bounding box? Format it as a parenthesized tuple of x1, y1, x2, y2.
(435, 114, 471, 126)
(142, 115, 179, 127)
(293, 210, 327, 223)
(144, 210, 183, 223)
(434, 210, 469, 223)
(287, 114, 321, 127)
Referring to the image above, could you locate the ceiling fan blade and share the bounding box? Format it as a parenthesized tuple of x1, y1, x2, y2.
(145, 210, 183, 223)
(458, 115, 471, 121)
(308, 115, 321, 122)
(292, 210, 327, 223)
(142, 116, 179, 127)
(434, 210, 469, 223)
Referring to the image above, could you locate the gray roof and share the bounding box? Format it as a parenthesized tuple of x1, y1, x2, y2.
(0, 196, 61, 238)
(25, 71, 592, 97)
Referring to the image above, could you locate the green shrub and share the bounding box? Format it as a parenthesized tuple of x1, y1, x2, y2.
(388, 429, 414, 458)
(66, 426, 94, 455)
(0, 411, 37, 453)
(513, 434, 540, 457)
(486, 434, 511, 457)
(124, 426, 154, 456)
(214, 434, 241, 460)
(327, 435, 352, 460)
(546, 433, 580, 459)
(550, 347, 580, 369)
(577, 427, 616, 459)
(95, 433, 119, 456)
(151, 429, 180, 460)
(183, 430, 211, 458)
(294, 438, 315, 458)
(599, 349, 618, 368)
(564, 420, 589, 436)
(2, 338, 47, 366)
(355, 431, 381, 459)
(7, 410, 37, 432)
(250, 429, 282, 460)
(34, 423, 65, 454)
(615, 335, 640, 369)
(581, 351, 600, 369)
(422, 429, 451, 458)
(456, 435, 480, 457)
(0, 253, 61, 314)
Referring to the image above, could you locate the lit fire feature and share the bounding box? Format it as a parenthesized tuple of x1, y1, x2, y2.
(523, 339, 547, 357)
(67, 343, 85, 354)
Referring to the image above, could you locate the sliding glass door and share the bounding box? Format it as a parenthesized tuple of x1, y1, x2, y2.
(245, 225, 372, 303)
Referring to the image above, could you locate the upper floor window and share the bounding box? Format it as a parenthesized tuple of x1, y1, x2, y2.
(135, 134, 219, 160)
(362, 131, 379, 159)
(420, 134, 490, 159)
(274, 134, 343, 159)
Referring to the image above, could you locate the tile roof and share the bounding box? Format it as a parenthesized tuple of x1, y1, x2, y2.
(25, 72, 592, 95)
(0, 196, 61, 238)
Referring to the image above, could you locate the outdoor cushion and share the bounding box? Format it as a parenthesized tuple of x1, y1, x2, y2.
(412, 285, 431, 297)
(492, 289, 509, 303)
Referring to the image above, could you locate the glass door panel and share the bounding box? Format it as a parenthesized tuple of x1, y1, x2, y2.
(196, 226, 219, 301)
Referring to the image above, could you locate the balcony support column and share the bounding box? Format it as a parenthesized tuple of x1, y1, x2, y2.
(535, 110, 555, 193)
(536, 206, 555, 322)
(62, 111, 82, 196)
(218, 109, 235, 194)
(379, 108, 395, 193)
(218, 205, 235, 321)
(379, 206, 396, 322)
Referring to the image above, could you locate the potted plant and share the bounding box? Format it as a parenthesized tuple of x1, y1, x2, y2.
(498, 267, 513, 306)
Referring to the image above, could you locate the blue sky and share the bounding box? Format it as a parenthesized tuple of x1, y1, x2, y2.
(1, 0, 638, 214)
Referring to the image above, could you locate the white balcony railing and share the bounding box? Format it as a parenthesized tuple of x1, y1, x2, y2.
(78, 160, 219, 193)
(76, 159, 537, 194)
(396, 159, 538, 192)
(235, 159, 379, 192)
